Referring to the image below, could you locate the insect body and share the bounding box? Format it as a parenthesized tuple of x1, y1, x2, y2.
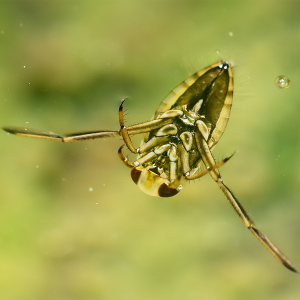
(3, 61, 297, 272)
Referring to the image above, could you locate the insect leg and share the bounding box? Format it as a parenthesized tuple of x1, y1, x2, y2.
(138, 136, 170, 154)
(178, 137, 234, 179)
(118, 145, 134, 168)
(134, 144, 171, 167)
(63, 130, 119, 142)
(3, 126, 64, 142)
(185, 155, 234, 180)
(3, 114, 174, 144)
(194, 132, 297, 272)
(168, 144, 179, 182)
(126, 118, 174, 135)
(118, 99, 177, 153)
(3, 126, 120, 143)
(119, 98, 138, 153)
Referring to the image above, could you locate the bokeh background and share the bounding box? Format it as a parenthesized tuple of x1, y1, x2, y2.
(1, 1, 300, 299)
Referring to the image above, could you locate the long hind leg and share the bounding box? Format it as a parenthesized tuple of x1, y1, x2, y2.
(193, 130, 297, 273)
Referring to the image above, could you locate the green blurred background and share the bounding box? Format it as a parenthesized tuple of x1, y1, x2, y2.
(1, 1, 300, 299)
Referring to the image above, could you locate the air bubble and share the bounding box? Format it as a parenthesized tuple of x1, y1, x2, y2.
(275, 75, 290, 89)
(89, 187, 93, 192)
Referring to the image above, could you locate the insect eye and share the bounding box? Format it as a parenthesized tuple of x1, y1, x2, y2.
(219, 62, 229, 69)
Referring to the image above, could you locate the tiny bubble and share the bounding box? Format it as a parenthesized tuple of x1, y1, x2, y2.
(62, 178, 65, 181)
(36, 165, 39, 168)
(89, 187, 93, 192)
(103, 184, 105, 187)
(23, 66, 26, 68)
(26, 122, 29, 124)
(20, 23, 23, 27)
(96, 202, 99, 205)
(229, 31, 233, 36)
(275, 75, 290, 89)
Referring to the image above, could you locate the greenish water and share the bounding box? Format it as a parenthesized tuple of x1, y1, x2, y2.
(1, 1, 299, 299)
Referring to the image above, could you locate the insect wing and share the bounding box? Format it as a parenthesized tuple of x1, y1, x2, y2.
(154, 61, 233, 148)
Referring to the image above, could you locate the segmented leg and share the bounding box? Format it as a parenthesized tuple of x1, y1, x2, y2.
(119, 98, 138, 153)
(3, 126, 64, 142)
(194, 131, 297, 273)
(118, 98, 180, 154)
(3, 103, 173, 143)
(168, 144, 179, 183)
(118, 145, 134, 168)
(2, 126, 120, 143)
(178, 140, 234, 180)
(185, 155, 235, 180)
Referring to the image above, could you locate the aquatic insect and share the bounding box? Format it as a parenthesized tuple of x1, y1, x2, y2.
(3, 61, 297, 272)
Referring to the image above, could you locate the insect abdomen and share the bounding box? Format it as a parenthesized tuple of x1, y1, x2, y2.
(131, 167, 179, 197)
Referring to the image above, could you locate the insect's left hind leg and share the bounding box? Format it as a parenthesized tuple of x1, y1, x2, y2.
(194, 131, 297, 272)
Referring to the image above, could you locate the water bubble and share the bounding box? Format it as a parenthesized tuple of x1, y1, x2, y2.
(275, 75, 290, 89)
(89, 187, 93, 192)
